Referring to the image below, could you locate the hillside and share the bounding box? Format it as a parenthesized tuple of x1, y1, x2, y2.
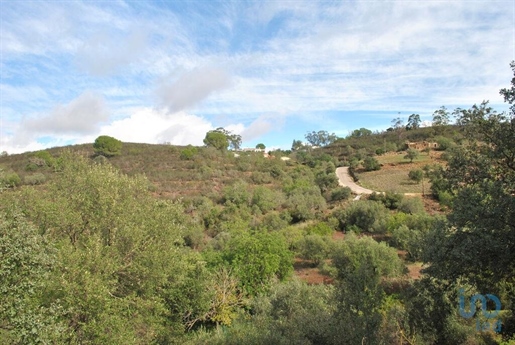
(0, 110, 513, 344)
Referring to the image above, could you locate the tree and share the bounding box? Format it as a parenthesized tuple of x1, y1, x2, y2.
(392, 116, 405, 140)
(406, 113, 421, 130)
(422, 62, 515, 338)
(404, 148, 419, 162)
(304, 130, 337, 147)
(409, 169, 424, 194)
(255, 143, 266, 150)
(203, 127, 241, 151)
(432, 106, 450, 126)
(350, 127, 372, 138)
(332, 233, 404, 344)
(408, 169, 423, 184)
(204, 130, 228, 150)
(222, 231, 293, 296)
(93, 135, 122, 156)
(291, 139, 304, 151)
(9, 153, 215, 342)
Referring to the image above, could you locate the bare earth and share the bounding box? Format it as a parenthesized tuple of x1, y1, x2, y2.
(335, 167, 374, 195)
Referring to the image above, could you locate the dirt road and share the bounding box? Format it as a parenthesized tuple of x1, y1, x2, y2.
(335, 167, 374, 195)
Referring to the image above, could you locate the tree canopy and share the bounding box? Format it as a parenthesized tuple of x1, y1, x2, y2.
(203, 127, 242, 151)
(93, 135, 122, 156)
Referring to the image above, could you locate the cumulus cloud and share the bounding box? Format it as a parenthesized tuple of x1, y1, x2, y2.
(156, 67, 232, 113)
(24, 91, 109, 135)
(88, 108, 213, 146)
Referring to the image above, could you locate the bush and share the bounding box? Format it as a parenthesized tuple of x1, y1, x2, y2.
(435, 136, 455, 151)
(305, 221, 333, 236)
(297, 235, 332, 265)
(363, 156, 381, 171)
(250, 171, 273, 184)
(24, 173, 46, 185)
(93, 135, 122, 157)
(32, 150, 55, 167)
(368, 191, 404, 210)
(339, 200, 390, 233)
(0, 172, 21, 188)
(180, 145, 198, 160)
(398, 197, 425, 214)
(331, 186, 352, 201)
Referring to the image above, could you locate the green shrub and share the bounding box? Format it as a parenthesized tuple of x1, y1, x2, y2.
(250, 171, 273, 184)
(92, 154, 109, 165)
(0, 172, 21, 188)
(398, 197, 425, 214)
(297, 235, 332, 265)
(331, 186, 352, 201)
(32, 150, 55, 167)
(305, 221, 333, 236)
(363, 156, 381, 171)
(93, 135, 122, 157)
(180, 145, 198, 160)
(222, 180, 251, 207)
(339, 200, 390, 233)
(24, 173, 46, 185)
(435, 136, 455, 151)
(368, 191, 404, 210)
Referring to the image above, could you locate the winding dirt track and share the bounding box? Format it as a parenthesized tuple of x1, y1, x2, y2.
(335, 167, 374, 195)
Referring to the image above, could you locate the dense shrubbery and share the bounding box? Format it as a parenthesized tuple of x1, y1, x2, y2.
(334, 200, 390, 233)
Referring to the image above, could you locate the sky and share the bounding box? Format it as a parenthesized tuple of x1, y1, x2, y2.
(1, 0, 514, 154)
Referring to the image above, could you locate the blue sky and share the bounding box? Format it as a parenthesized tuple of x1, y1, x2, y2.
(1, 0, 514, 153)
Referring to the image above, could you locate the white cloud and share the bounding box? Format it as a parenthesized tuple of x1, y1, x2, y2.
(89, 108, 213, 146)
(156, 67, 233, 113)
(24, 91, 109, 135)
(76, 29, 149, 76)
(240, 116, 276, 141)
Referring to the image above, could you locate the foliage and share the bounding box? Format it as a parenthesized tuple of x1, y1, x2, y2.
(93, 135, 122, 157)
(408, 169, 423, 184)
(291, 139, 305, 151)
(332, 233, 404, 344)
(304, 130, 337, 147)
(433, 106, 451, 126)
(337, 200, 390, 233)
(330, 186, 352, 201)
(349, 127, 372, 138)
(363, 156, 380, 171)
(6, 153, 216, 342)
(406, 113, 421, 130)
(398, 197, 426, 214)
(23, 173, 46, 185)
(204, 130, 229, 151)
(221, 231, 293, 296)
(304, 221, 334, 236)
(255, 143, 266, 150)
(435, 136, 455, 151)
(0, 209, 64, 344)
(368, 191, 404, 210)
(180, 145, 198, 160)
(404, 148, 420, 162)
(296, 235, 332, 265)
(0, 171, 21, 188)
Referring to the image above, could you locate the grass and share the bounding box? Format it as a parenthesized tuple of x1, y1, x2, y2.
(356, 152, 443, 194)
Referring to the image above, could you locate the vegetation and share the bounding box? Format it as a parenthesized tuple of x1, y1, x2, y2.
(93, 135, 122, 156)
(1, 62, 514, 344)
